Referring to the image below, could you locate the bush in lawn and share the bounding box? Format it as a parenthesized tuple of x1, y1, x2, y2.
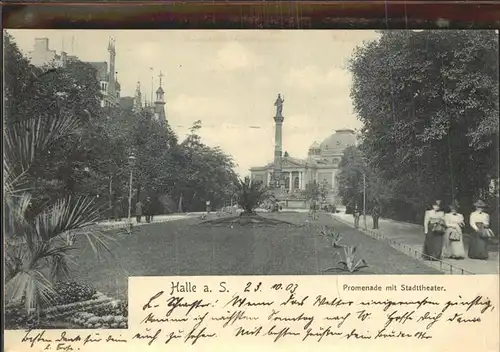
(324, 246, 369, 273)
(320, 226, 344, 248)
(236, 177, 270, 215)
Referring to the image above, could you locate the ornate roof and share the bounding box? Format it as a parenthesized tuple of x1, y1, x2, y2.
(282, 156, 308, 167)
(249, 128, 354, 172)
(309, 141, 320, 149)
(251, 154, 336, 171)
(319, 129, 356, 155)
(252, 155, 305, 170)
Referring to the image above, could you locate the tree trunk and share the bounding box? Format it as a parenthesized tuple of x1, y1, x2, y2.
(178, 192, 183, 213)
(137, 183, 142, 203)
(108, 175, 113, 220)
(191, 191, 197, 211)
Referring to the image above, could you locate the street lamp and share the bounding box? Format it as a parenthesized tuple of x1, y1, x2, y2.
(360, 153, 370, 230)
(127, 152, 136, 229)
(363, 172, 367, 230)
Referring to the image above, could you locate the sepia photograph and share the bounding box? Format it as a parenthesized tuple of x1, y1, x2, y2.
(4, 29, 499, 331)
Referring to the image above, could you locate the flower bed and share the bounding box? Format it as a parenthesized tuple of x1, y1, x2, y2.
(5, 281, 128, 330)
(44, 292, 128, 329)
(41, 292, 115, 319)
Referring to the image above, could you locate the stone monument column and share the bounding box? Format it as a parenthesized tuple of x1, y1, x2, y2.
(273, 94, 285, 188)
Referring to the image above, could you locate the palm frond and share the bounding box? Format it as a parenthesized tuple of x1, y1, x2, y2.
(78, 228, 116, 260)
(34, 196, 102, 242)
(4, 192, 32, 240)
(30, 241, 74, 269)
(5, 269, 57, 314)
(4, 251, 24, 282)
(33, 270, 59, 310)
(354, 259, 369, 270)
(5, 236, 75, 313)
(50, 255, 71, 282)
(4, 111, 80, 181)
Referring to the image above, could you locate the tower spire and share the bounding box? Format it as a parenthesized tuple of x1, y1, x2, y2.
(154, 71, 166, 125)
(159, 70, 164, 88)
(107, 37, 117, 104)
(108, 37, 115, 53)
(133, 81, 142, 112)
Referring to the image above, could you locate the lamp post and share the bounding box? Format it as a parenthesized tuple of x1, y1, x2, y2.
(363, 173, 367, 230)
(127, 152, 136, 229)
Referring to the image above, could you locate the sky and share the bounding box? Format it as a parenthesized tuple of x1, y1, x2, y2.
(8, 30, 380, 177)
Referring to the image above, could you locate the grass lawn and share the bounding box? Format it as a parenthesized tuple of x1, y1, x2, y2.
(70, 212, 441, 300)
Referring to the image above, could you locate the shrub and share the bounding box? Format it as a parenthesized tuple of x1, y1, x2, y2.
(4, 304, 38, 330)
(324, 246, 369, 273)
(335, 246, 368, 272)
(54, 280, 97, 305)
(236, 177, 269, 214)
(320, 226, 344, 248)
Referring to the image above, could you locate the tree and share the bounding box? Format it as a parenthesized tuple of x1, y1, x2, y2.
(337, 146, 366, 211)
(5, 33, 107, 216)
(349, 30, 499, 223)
(337, 146, 395, 215)
(173, 120, 239, 212)
(302, 180, 320, 201)
(4, 33, 113, 316)
(319, 179, 329, 204)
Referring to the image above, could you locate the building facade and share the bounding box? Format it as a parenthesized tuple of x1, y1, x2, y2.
(249, 95, 356, 207)
(28, 37, 121, 108)
(131, 72, 167, 126)
(28, 37, 167, 125)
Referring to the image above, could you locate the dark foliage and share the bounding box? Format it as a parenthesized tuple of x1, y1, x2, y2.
(348, 30, 499, 232)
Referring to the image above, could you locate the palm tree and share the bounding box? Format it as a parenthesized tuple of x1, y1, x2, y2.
(4, 105, 114, 319)
(236, 177, 269, 215)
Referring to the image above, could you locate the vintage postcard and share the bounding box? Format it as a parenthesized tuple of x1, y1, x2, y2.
(3, 29, 499, 351)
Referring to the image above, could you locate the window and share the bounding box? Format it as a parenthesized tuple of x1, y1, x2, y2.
(294, 177, 299, 189)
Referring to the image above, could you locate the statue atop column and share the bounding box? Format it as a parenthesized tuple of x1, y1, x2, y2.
(274, 93, 284, 117)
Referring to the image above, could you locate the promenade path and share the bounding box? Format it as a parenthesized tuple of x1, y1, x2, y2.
(96, 212, 205, 229)
(332, 213, 499, 275)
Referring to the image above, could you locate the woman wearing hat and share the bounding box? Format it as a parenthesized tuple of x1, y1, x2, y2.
(442, 201, 466, 260)
(468, 200, 493, 260)
(423, 200, 446, 261)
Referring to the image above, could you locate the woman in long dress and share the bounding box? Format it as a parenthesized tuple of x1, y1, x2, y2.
(442, 201, 466, 260)
(423, 200, 446, 261)
(468, 200, 492, 260)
